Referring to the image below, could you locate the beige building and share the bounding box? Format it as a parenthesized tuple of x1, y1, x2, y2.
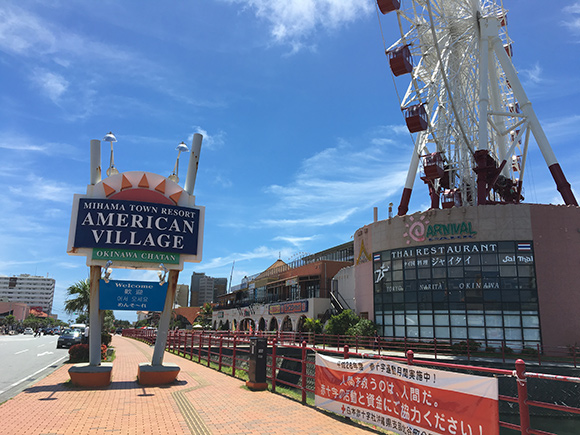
(0, 274, 55, 314)
(353, 204, 580, 350)
(175, 284, 189, 308)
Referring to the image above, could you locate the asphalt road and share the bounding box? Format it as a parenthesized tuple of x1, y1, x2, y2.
(0, 334, 69, 404)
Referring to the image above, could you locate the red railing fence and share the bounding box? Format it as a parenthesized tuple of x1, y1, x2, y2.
(123, 329, 580, 434)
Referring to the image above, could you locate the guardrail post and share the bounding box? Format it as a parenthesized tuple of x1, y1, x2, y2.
(406, 350, 414, 366)
(355, 335, 359, 353)
(271, 338, 277, 393)
(232, 335, 237, 378)
(467, 339, 471, 361)
(515, 359, 531, 434)
(218, 336, 223, 371)
(502, 340, 506, 363)
(207, 335, 212, 367)
(190, 332, 194, 360)
(433, 338, 437, 360)
(198, 334, 203, 363)
(537, 343, 541, 366)
(343, 345, 349, 360)
(574, 345, 577, 368)
(301, 341, 307, 404)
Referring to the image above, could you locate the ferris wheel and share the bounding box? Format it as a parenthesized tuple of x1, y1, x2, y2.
(376, 0, 578, 215)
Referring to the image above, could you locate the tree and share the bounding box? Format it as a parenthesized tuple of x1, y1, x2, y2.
(114, 319, 131, 329)
(302, 317, 323, 334)
(75, 313, 89, 325)
(135, 319, 148, 328)
(4, 314, 15, 327)
(324, 310, 377, 338)
(197, 303, 213, 329)
(103, 310, 115, 331)
(64, 279, 90, 316)
(324, 310, 360, 336)
(346, 318, 377, 337)
(171, 314, 191, 330)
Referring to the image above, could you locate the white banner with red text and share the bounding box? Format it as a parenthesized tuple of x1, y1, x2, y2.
(315, 354, 498, 435)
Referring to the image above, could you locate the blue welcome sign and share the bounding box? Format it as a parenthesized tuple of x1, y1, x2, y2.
(99, 279, 168, 311)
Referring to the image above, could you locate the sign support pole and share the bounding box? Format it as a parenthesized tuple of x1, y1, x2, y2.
(151, 270, 179, 366)
(89, 265, 102, 366)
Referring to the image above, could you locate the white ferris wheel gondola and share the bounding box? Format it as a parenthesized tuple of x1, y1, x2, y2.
(376, 0, 577, 215)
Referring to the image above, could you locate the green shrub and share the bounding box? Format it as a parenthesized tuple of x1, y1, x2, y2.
(521, 347, 538, 357)
(346, 319, 377, 337)
(502, 345, 514, 354)
(324, 310, 359, 336)
(302, 318, 323, 334)
(101, 331, 112, 346)
(450, 340, 481, 355)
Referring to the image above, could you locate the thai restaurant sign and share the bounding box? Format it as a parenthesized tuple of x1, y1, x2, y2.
(315, 354, 498, 435)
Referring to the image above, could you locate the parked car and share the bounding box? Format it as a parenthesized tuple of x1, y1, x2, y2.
(56, 329, 82, 348)
(23, 327, 34, 335)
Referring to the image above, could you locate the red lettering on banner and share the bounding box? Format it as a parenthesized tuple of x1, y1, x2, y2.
(315, 354, 498, 435)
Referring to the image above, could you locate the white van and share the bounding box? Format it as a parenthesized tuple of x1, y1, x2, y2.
(70, 323, 87, 334)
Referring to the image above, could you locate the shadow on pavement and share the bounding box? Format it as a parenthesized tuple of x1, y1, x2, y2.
(23, 379, 189, 396)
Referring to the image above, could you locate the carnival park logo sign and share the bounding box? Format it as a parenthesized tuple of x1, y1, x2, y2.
(403, 216, 477, 244)
(403, 215, 429, 244)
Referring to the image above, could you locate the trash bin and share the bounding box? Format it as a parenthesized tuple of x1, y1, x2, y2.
(246, 337, 268, 390)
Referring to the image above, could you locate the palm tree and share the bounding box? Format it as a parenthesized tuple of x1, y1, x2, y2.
(64, 278, 90, 316)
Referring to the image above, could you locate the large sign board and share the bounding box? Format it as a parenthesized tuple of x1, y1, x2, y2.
(67, 172, 205, 270)
(315, 354, 499, 435)
(268, 300, 308, 315)
(99, 279, 168, 311)
(73, 198, 200, 254)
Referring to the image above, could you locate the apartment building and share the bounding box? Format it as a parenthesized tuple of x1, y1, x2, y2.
(0, 274, 55, 314)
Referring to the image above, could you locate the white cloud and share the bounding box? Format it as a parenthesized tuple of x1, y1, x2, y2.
(31, 69, 69, 104)
(8, 174, 78, 204)
(543, 114, 580, 140)
(190, 127, 227, 150)
(262, 136, 408, 228)
(0, 5, 57, 55)
(563, 3, 580, 33)
(521, 62, 542, 85)
(0, 132, 80, 162)
(222, 0, 374, 49)
(193, 246, 295, 271)
(272, 235, 316, 246)
(564, 2, 580, 15)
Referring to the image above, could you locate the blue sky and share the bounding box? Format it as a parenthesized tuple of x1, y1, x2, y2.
(1, 0, 579, 322)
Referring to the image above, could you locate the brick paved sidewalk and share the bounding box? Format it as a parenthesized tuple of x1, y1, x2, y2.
(0, 336, 379, 435)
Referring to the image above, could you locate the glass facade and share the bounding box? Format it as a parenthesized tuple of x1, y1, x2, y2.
(373, 241, 540, 349)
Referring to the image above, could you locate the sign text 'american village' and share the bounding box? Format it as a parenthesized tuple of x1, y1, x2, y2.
(73, 198, 201, 255)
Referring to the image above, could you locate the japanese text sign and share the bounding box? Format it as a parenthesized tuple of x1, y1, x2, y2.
(99, 279, 167, 311)
(315, 354, 498, 435)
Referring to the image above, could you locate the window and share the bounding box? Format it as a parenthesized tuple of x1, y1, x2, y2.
(374, 240, 539, 347)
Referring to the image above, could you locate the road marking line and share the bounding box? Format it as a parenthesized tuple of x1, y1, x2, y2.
(0, 355, 68, 396)
(37, 351, 54, 357)
(14, 349, 29, 355)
